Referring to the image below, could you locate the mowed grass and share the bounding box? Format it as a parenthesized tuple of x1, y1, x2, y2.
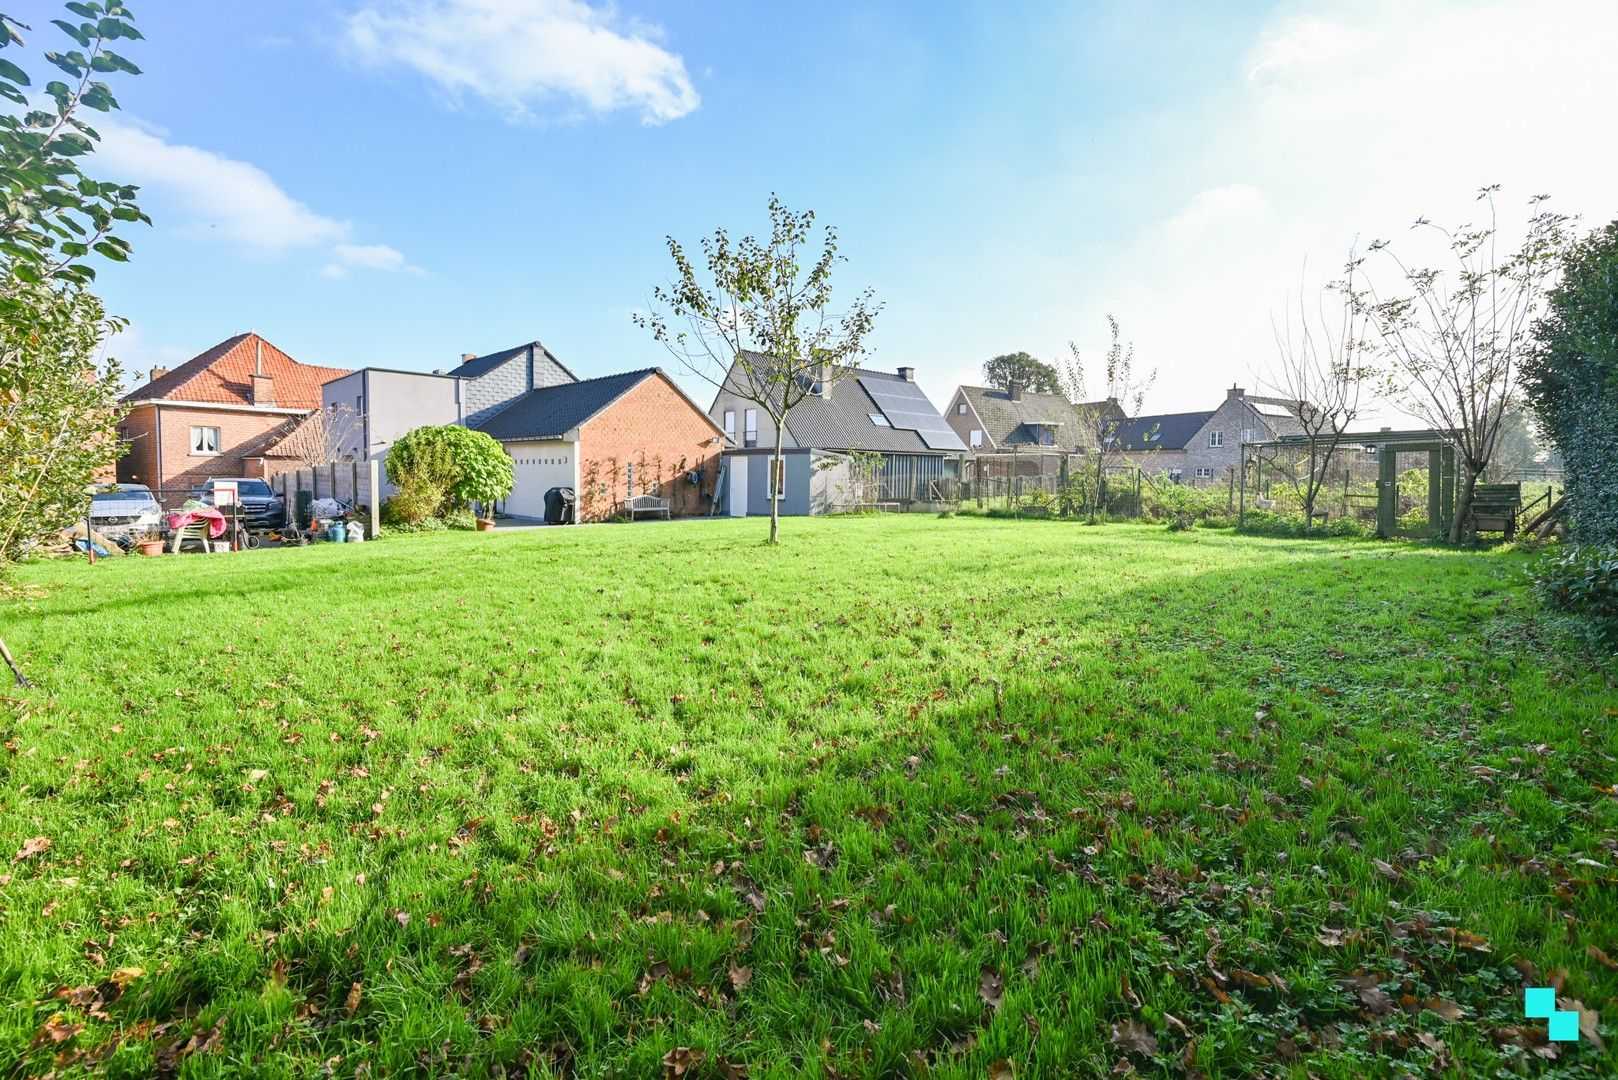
(2, 517, 1617, 1078)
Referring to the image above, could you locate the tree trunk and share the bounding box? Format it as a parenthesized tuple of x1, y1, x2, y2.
(1448, 464, 1478, 544)
(768, 423, 784, 545)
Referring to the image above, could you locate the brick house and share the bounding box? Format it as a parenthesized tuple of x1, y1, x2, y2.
(116, 333, 350, 494)
(1110, 385, 1305, 483)
(707, 355, 966, 516)
(474, 368, 726, 521)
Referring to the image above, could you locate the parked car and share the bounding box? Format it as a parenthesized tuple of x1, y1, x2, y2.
(87, 484, 164, 545)
(187, 478, 287, 530)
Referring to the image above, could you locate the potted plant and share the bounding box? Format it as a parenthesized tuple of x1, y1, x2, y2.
(137, 535, 165, 557)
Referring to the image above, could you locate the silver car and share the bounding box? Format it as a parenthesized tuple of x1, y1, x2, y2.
(87, 484, 164, 544)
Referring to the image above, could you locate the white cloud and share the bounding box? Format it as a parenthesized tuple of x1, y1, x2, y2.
(1094, 0, 1618, 417)
(97, 121, 348, 253)
(344, 0, 700, 125)
(320, 243, 426, 278)
(95, 120, 421, 276)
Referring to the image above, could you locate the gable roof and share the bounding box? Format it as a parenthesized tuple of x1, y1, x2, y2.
(719, 354, 963, 454)
(957, 385, 1124, 450)
(121, 333, 350, 410)
(1109, 410, 1217, 451)
(475, 368, 706, 442)
(453, 340, 577, 382)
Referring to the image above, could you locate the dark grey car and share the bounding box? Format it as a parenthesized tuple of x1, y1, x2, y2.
(188, 478, 287, 530)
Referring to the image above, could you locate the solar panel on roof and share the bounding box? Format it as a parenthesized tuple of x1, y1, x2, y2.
(860, 377, 967, 451)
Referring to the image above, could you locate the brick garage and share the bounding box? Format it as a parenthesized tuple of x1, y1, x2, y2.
(475, 368, 724, 522)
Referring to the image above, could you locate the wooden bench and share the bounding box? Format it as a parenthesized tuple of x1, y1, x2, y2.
(625, 493, 671, 520)
(1471, 482, 1522, 540)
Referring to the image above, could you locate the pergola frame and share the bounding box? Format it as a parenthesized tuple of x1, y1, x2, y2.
(1238, 428, 1458, 539)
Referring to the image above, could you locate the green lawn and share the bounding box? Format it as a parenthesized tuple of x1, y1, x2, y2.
(2, 517, 1616, 1077)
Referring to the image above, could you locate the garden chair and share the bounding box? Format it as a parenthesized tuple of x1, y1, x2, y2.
(169, 521, 214, 554)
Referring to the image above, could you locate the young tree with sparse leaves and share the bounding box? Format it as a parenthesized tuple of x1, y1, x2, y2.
(637, 196, 881, 545)
(1261, 265, 1371, 528)
(1063, 315, 1155, 523)
(1353, 188, 1569, 542)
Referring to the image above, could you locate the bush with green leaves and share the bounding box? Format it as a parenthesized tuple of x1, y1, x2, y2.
(383, 425, 514, 524)
(1532, 544, 1618, 648)
(1526, 220, 1618, 546)
(1237, 509, 1372, 540)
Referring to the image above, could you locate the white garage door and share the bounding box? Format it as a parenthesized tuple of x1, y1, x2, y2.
(503, 440, 577, 519)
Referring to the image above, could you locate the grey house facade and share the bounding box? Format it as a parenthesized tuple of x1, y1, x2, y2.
(1111, 386, 1305, 483)
(322, 341, 577, 490)
(707, 357, 966, 516)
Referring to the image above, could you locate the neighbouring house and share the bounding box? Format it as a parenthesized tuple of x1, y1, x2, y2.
(116, 332, 350, 494)
(945, 380, 1127, 484)
(474, 368, 726, 521)
(321, 341, 577, 487)
(707, 355, 967, 516)
(1110, 385, 1305, 483)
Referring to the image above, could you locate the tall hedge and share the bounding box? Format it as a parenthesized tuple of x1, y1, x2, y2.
(1525, 221, 1618, 545)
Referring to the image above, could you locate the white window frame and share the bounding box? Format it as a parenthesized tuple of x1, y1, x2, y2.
(957, 402, 968, 415)
(1241, 428, 1255, 444)
(1208, 430, 1223, 448)
(743, 408, 758, 448)
(190, 426, 221, 456)
(1195, 467, 1214, 479)
(970, 429, 983, 448)
(722, 409, 736, 441)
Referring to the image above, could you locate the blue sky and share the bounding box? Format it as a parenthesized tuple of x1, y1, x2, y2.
(13, 0, 1618, 416)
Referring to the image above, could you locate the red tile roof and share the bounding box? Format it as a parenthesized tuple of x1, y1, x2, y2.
(121, 333, 350, 410)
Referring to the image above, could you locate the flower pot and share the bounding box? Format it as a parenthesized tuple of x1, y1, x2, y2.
(137, 539, 165, 557)
(476, 518, 496, 533)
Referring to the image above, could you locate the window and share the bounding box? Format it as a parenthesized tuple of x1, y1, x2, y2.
(743, 408, 758, 448)
(772, 457, 786, 499)
(957, 402, 968, 415)
(356, 394, 364, 414)
(1169, 469, 1184, 483)
(1241, 428, 1255, 443)
(1208, 430, 1223, 448)
(190, 426, 220, 455)
(970, 429, 983, 448)
(1194, 467, 1214, 479)
(869, 413, 891, 427)
(1144, 430, 1161, 443)
(723, 409, 736, 441)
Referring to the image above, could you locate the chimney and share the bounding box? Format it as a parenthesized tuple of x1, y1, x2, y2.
(461, 352, 479, 364)
(250, 372, 275, 406)
(1226, 384, 1245, 401)
(149, 365, 168, 383)
(255, 337, 264, 376)
(1008, 379, 1024, 401)
(897, 366, 915, 382)
(816, 361, 834, 397)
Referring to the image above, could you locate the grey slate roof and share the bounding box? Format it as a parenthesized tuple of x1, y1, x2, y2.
(959, 385, 1123, 450)
(454, 341, 577, 382)
(475, 369, 656, 441)
(1109, 410, 1217, 451)
(724, 353, 963, 454)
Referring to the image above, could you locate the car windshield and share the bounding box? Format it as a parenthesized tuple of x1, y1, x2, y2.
(238, 481, 273, 498)
(92, 488, 152, 502)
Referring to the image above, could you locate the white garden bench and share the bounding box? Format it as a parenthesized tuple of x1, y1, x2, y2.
(625, 493, 671, 520)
